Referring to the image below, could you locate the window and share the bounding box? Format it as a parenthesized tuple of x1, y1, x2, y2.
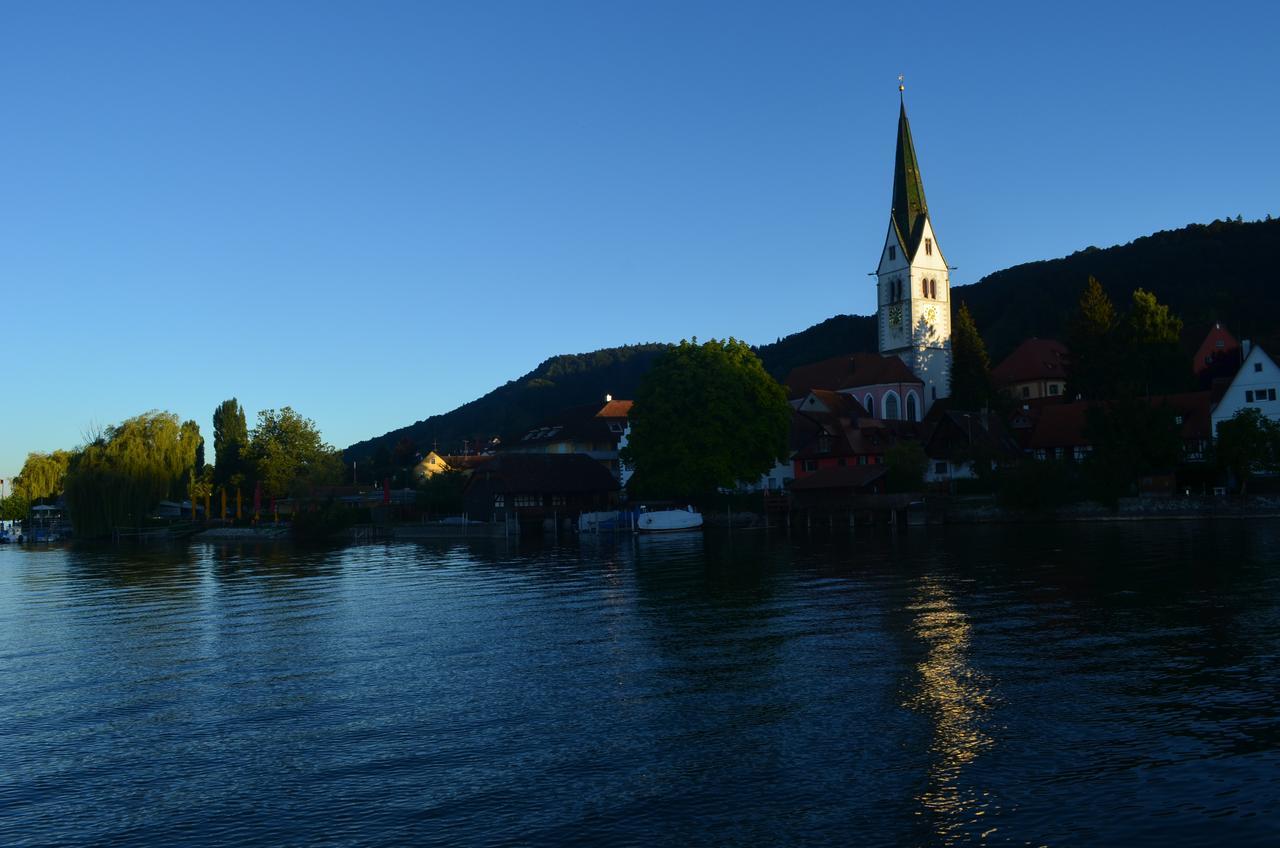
(1021, 386, 1031, 399)
(858, 456, 868, 466)
(1216, 339, 1225, 349)
(493, 494, 505, 508)
(930, 278, 938, 299)
(888, 245, 896, 260)
(803, 460, 818, 472)
(608, 422, 624, 433)
(934, 462, 948, 475)
(1074, 445, 1092, 460)
(885, 394, 900, 420)
(865, 395, 875, 417)
(1255, 363, 1264, 373)
(1174, 415, 1184, 425)
(925, 238, 932, 256)
(1246, 390, 1254, 402)
(818, 435, 831, 454)
(1049, 383, 1060, 396)
(923, 279, 929, 298)
(906, 394, 919, 422)
(551, 495, 566, 507)
(1272, 389, 1278, 401)
(1034, 449, 1047, 460)
(514, 494, 540, 508)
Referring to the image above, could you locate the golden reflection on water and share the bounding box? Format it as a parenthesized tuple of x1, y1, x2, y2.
(904, 576, 996, 844)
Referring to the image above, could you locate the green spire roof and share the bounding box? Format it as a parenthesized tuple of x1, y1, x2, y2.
(890, 98, 930, 258)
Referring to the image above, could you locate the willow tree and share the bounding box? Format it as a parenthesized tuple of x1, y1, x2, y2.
(14, 450, 75, 501)
(63, 412, 204, 538)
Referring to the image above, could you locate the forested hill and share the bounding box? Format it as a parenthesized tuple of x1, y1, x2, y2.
(345, 217, 1279, 460)
(954, 217, 1280, 361)
(344, 345, 671, 461)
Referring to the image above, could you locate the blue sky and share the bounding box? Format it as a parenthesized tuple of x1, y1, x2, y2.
(2, 1, 1277, 481)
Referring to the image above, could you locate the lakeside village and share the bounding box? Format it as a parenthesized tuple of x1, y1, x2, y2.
(6, 95, 1280, 544)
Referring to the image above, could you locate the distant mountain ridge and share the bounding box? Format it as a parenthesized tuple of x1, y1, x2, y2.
(345, 217, 1280, 460)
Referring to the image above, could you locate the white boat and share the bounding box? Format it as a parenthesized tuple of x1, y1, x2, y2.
(635, 505, 703, 533)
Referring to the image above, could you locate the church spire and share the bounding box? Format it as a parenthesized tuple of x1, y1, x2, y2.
(890, 91, 929, 259)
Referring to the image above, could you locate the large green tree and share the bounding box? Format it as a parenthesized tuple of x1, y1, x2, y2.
(212, 398, 249, 487)
(622, 338, 790, 498)
(63, 411, 204, 537)
(245, 407, 344, 497)
(949, 302, 993, 409)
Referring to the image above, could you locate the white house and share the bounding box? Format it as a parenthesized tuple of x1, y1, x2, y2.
(1210, 341, 1280, 434)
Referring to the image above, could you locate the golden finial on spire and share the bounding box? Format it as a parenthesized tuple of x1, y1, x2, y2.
(898, 74, 905, 93)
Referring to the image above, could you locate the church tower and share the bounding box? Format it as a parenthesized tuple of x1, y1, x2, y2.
(875, 83, 951, 413)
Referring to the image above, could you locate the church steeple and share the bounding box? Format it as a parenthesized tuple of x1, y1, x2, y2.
(890, 96, 930, 260)
(874, 81, 951, 416)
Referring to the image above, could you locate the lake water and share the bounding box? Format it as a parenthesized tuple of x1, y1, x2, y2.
(1, 522, 1278, 847)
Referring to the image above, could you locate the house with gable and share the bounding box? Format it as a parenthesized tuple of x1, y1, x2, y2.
(992, 338, 1069, 402)
(921, 410, 1019, 485)
(1210, 342, 1280, 435)
(501, 396, 632, 479)
(1194, 322, 1243, 387)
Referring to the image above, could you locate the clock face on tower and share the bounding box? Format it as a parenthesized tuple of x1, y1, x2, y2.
(889, 304, 903, 329)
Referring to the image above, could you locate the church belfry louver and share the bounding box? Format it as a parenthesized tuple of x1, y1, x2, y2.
(875, 80, 951, 413)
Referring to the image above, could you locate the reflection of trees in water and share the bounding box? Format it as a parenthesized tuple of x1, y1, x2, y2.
(903, 576, 994, 843)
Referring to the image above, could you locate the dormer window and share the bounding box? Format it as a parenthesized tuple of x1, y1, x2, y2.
(925, 238, 933, 256)
(888, 245, 896, 261)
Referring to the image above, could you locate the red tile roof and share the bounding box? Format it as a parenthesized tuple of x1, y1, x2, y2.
(991, 338, 1068, 387)
(596, 399, 633, 418)
(784, 353, 920, 398)
(468, 453, 620, 494)
(790, 465, 888, 491)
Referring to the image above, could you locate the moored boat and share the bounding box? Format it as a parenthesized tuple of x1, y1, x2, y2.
(635, 505, 703, 533)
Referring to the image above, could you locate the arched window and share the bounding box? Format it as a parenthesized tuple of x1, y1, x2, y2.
(865, 395, 875, 417)
(885, 393, 900, 420)
(922, 278, 929, 298)
(930, 279, 938, 299)
(906, 393, 919, 422)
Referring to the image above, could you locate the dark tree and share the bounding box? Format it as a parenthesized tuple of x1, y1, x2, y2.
(949, 302, 993, 409)
(1216, 407, 1280, 497)
(1065, 276, 1120, 400)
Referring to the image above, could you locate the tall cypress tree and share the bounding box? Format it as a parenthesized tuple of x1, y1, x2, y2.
(1065, 276, 1120, 399)
(949, 302, 993, 409)
(212, 398, 248, 487)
